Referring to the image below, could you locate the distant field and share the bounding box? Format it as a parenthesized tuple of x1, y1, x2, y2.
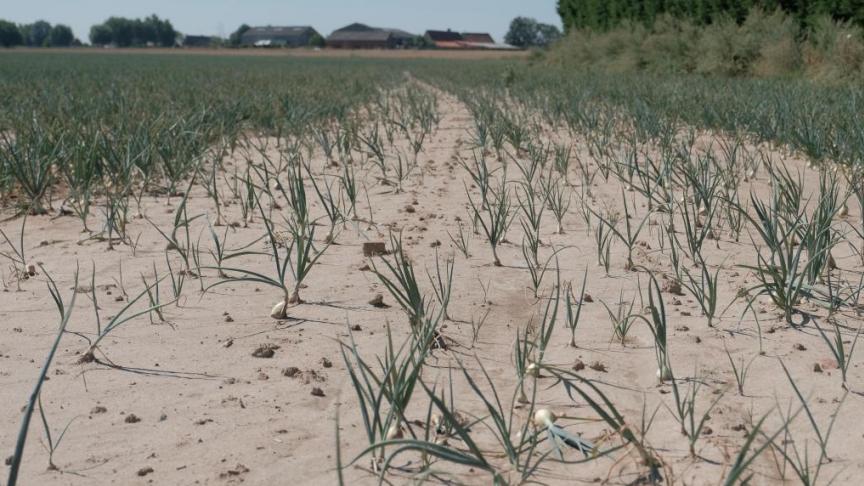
(6, 46, 530, 60)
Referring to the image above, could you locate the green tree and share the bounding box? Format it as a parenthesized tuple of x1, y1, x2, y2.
(89, 15, 177, 47)
(308, 32, 325, 48)
(0, 20, 23, 47)
(505, 16, 562, 48)
(89, 24, 112, 45)
(229, 24, 251, 47)
(557, 0, 864, 31)
(21, 20, 52, 46)
(48, 24, 75, 47)
(406, 35, 432, 49)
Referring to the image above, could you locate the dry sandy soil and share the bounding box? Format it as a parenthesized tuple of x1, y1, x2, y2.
(1, 87, 862, 486)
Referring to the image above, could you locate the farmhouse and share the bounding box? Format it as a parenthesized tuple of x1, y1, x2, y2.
(240, 26, 320, 47)
(461, 33, 495, 44)
(424, 30, 515, 50)
(327, 23, 414, 49)
(424, 30, 464, 49)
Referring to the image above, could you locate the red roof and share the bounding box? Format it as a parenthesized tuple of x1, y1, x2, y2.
(462, 33, 494, 44)
(433, 40, 467, 49)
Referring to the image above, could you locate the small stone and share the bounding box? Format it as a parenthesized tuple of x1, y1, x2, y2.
(368, 294, 389, 308)
(404, 205, 416, 213)
(321, 358, 333, 368)
(125, 414, 141, 424)
(282, 367, 301, 378)
(252, 344, 279, 358)
(702, 426, 713, 436)
(794, 343, 806, 351)
(572, 359, 586, 371)
(220, 464, 250, 478)
(589, 361, 607, 373)
(582, 294, 593, 303)
(695, 336, 702, 344)
(137, 466, 154, 477)
(350, 324, 362, 331)
(362, 242, 387, 257)
(91, 406, 108, 414)
(813, 363, 823, 373)
(224, 315, 234, 323)
(680, 311, 692, 317)
(662, 279, 683, 295)
(310, 387, 325, 397)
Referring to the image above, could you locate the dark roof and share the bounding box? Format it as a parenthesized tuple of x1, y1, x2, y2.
(462, 33, 494, 43)
(332, 23, 376, 33)
(244, 26, 316, 36)
(328, 30, 392, 42)
(329, 23, 415, 39)
(425, 30, 463, 42)
(241, 26, 319, 46)
(183, 35, 214, 46)
(381, 28, 415, 39)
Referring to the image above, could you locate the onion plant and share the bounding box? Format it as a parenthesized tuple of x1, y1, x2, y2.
(0, 121, 61, 214)
(591, 190, 651, 271)
(7, 266, 77, 486)
(630, 270, 672, 380)
(540, 174, 571, 234)
(466, 179, 514, 267)
(372, 232, 426, 327)
(565, 270, 588, 348)
(425, 248, 454, 321)
(813, 319, 860, 390)
(667, 367, 725, 457)
(206, 192, 329, 319)
(681, 255, 722, 327)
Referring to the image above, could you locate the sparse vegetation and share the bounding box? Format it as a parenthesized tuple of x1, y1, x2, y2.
(1, 49, 863, 486)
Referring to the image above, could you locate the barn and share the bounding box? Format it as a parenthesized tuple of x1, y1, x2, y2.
(327, 23, 414, 49)
(240, 26, 321, 47)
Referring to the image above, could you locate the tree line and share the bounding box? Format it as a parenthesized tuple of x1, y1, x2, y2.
(557, 0, 864, 32)
(0, 20, 77, 47)
(0, 15, 177, 48)
(89, 15, 177, 47)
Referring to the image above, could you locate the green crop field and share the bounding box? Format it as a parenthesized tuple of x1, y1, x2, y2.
(2, 51, 863, 485)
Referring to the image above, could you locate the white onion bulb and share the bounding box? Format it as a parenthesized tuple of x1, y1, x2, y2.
(533, 408, 557, 428)
(386, 423, 403, 440)
(270, 301, 286, 319)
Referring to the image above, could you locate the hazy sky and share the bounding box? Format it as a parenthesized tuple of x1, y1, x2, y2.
(2, 0, 562, 43)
